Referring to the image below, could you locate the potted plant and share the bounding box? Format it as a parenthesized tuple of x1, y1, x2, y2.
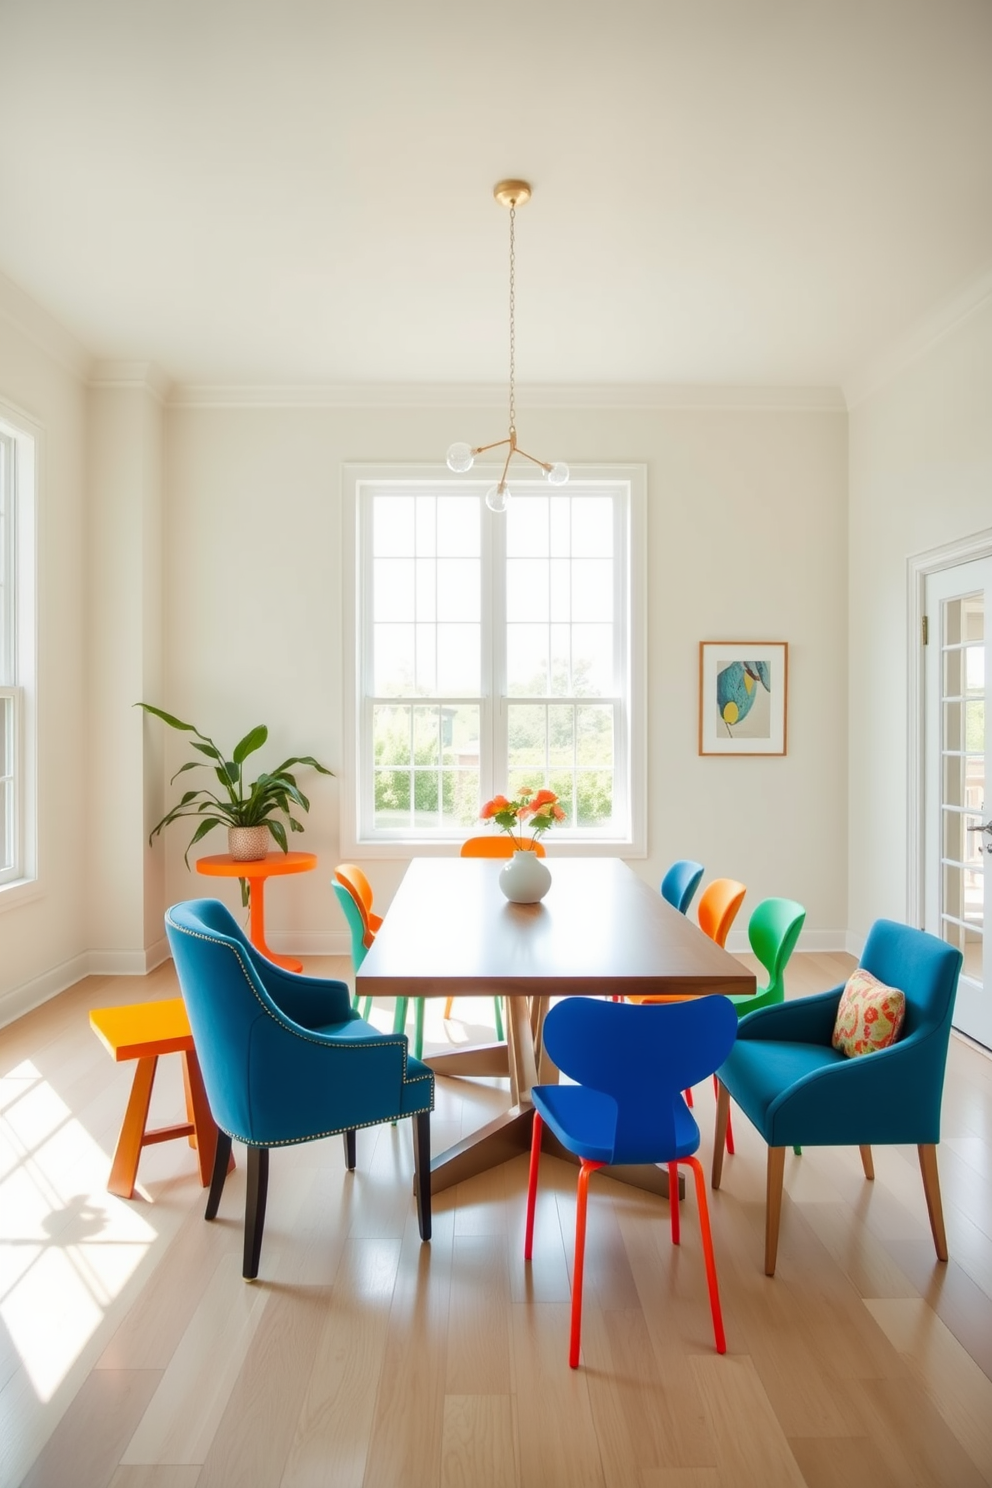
(138, 703, 333, 899)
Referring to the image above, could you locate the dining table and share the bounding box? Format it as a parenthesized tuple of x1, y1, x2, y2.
(355, 856, 756, 1197)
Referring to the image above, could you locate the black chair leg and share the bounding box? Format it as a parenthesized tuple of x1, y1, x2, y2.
(243, 1146, 269, 1280)
(412, 1109, 432, 1242)
(204, 1130, 233, 1220)
(343, 1128, 357, 1170)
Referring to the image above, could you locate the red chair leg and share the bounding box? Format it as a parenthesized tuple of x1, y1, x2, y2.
(524, 1112, 543, 1260)
(684, 1086, 694, 1107)
(669, 1161, 680, 1244)
(682, 1155, 726, 1354)
(569, 1159, 604, 1369)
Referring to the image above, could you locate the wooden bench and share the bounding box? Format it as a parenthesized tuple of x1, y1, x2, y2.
(89, 997, 231, 1199)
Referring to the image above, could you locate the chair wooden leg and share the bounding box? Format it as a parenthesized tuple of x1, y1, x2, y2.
(412, 1110, 432, 1242)
(569, 1160, 605, 1369)
(859, 1143, 875, 1180)
(712, 1082, 731, 1189)
(684, 1155, 726, 1353)
(765, 1146, 786, 1276)
(204, 1130, 233, 1220)
(243, 1146, 269, 1280)
(669, 1162, 680, 1245)
(524, 1111, 543, 1260)
(343, 1128, 357, 1170)
(918, 1143, 948, 1262)
(107, 1055, 158, 1199)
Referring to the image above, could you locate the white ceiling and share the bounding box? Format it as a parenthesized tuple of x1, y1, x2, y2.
(1, 0, 990, 392)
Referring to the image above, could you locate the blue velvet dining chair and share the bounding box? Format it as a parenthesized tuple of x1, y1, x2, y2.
(525, 995, 739, 1368)
(712, 919, 963, 1276)
(660, 859, 705, 916)
(165, 899, 434, 1279)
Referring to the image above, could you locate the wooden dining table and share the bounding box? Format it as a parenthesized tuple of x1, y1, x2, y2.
(355, 856, 756, 1197)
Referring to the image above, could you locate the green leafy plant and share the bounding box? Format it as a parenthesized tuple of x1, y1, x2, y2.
(137, 705, 333, 895)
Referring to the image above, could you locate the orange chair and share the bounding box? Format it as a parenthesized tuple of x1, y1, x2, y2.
(697, 877, 747, 949)
(335, 862, 384, 935)
(459, 835, 546, 858)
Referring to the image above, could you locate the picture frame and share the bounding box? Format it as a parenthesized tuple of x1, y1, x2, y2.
(698, 641, 788, 756)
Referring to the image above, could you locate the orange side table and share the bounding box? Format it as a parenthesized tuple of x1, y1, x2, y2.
(194, 850, 317, 973)
(90, 998, 230, 1199)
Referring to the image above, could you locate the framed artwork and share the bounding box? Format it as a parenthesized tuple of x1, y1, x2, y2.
(699, 642, 788, 756)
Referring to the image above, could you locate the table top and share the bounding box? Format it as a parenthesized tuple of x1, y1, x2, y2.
(195, 850, 317, 879)
(356, 857, 756, 1000)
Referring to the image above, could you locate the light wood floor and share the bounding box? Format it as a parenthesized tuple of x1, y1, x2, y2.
(3, 951, 992, 1487)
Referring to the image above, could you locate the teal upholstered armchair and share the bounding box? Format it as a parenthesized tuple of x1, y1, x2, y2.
(165, 899, 434, 1279)
(712, 919, 962, 1276)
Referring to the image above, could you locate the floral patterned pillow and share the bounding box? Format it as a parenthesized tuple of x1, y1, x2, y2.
(831, 968, 907, 1057)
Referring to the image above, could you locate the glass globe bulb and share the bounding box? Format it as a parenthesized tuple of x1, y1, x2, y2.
(446, 442, 475, 474)
(485, 481, 511, 514)
(545, 461, 570, 486)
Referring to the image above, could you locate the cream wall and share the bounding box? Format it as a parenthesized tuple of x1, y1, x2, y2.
(848, 300, 992, 945)
(0, 286, 88, 1018)
(162, 397, 849, 951)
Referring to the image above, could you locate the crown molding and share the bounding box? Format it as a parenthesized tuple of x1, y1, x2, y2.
(88, 360, 172, 402)
(843, 262, 992, 409)
(0, 267, 92, 381)
(169, 380, 846, 412)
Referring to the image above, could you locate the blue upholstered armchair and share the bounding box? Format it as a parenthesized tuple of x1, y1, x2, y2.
(165, 899, 434, 1279)
(712, 919, 962, 1276)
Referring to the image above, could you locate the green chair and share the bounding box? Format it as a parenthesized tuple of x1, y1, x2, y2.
(332, 878, 425, 1058)
(722, 897, 806, 1156)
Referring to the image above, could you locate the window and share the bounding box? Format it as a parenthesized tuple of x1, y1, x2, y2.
(0, 407, 36, 891)
(344, 465, 645, 854)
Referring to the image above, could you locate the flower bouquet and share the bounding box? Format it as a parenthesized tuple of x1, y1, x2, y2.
(480, 787, 566, 867)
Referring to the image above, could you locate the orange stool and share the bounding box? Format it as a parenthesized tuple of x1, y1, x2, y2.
(89, 998, 231, 1199)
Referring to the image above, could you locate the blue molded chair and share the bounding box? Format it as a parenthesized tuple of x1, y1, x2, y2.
(165, 899, 434, 1279)
(525, 995, 738, 1367)
(332, 872, 425, 1057)
(660, 859, 705, 915)
(712, 919, 963, 1276)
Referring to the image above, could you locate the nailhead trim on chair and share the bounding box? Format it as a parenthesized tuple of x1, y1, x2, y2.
(165, 913, 436, 1143)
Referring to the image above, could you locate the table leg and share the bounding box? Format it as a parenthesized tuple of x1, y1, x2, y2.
(247, 873, 303, 974)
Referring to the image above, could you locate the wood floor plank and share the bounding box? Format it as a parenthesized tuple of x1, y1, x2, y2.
(825, 1371, 988, 1487)
(510, 1301, 606, 1487)
(787, 1434, 907, 1488)
(360, 1207, 455, 1488)
(279, 1238, 400, 1488)
(440, 1395, 517, 1488)
(445, 1235, 513, 1394)
(865, 1296, 992, 1482)
(19, 1368, 163, 1488)
(689, 1354, 806, 1487)
(108, 1470, 203, 1488)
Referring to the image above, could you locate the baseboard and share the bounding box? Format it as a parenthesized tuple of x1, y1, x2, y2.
(87, 938, 171, 977)
(725, 929, 850, 955)
(0, 952, 90, 1029)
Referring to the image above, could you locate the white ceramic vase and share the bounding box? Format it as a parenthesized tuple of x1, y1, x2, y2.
(498, 848, 552, 904)
(228, 825, 270, 861)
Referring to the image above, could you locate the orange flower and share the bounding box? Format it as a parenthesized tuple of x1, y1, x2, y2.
(480, 795, 510, 819)
(530, 789, 558, 808)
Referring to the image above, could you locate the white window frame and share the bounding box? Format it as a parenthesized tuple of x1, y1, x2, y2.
(342, 462, 646, 857)
(0, 402, 38, 899)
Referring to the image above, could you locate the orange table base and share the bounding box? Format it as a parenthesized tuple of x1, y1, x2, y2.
(90, 998, 233, 1199)
(194, 850, 317, 972)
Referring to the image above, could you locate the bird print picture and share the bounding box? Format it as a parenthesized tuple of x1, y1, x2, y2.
(699, 642, 788, 755)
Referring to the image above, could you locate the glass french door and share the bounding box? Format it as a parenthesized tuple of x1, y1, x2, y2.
(924, 558, 992, 1048)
